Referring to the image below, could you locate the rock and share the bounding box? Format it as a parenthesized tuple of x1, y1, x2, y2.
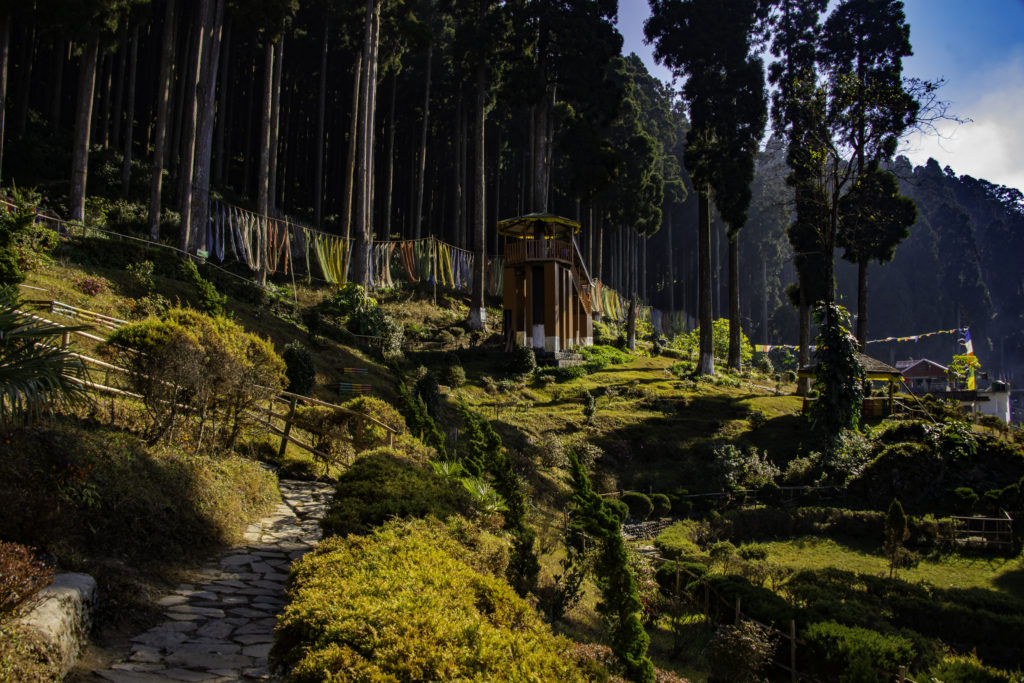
(16, 572, 97, 677)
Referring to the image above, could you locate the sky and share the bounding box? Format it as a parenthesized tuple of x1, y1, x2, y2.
(615, 0, 1024, 193)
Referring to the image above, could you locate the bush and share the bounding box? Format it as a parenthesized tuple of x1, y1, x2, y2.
(548, 365, 587, 382)
(706, 620, 777, 683)
(281, 341, 316, 395)
(105, 309, 286, 446)
(178, 258, 227, 316)
(649, 493, 671, 517)
(320, 451, 475, 538)
(441, 363, 466, 388)
(509, 344, 536, 378)
(803, 621, 916, 679)
(604, 498, 629, 524)
(655, 560, 707, 596)
(927, 652, 1018, 683)
(621, 492, 654, 520)
(414, 369, 442, 419)
(271, 518, 586, 682)
(0, 542, 54, 616)
(737, 543, 769, 561)
(72, 274, 110, 296)
(125, 259, 156, 295)
(654, 521, 704, 560)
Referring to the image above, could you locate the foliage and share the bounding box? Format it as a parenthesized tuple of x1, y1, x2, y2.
(509, 344, 537, 378)
(669, 318, 753, 364)
(0, 294, 91, 426)
(281, 341, 316, 395)
(272, 518, 586, 682)
(0, 422, 279, 564)
(653, 521, 705, 561)
(72, 274, 110, 296)
(705, 620, 777, 683)
(649, 493, 671, 517)
(125, 260, 156, 295)
(414, 369, 442, 420)
(583, 389, 596, 422)
(0, 542, 54, 617)
(578, 344, 634, 372)
(105, 309, 285, 447)
(179, 258, 227, 316)
(567, 451, 655, 682)
(320, 451, 475, 538)
(803, 621, 915, 680)
(926, 652, 1019, 683)
(810, 304, 865, 439)
(714, 443, 780, 490)
(947, 353, 981, 389)
(621, 492, 654, 520)
(0, 187, 46, 287)
(883, 498, 909, 579)
(441, 363, 466, 387)
(457, 401, 539, 597)
(396, 379, 447, 458)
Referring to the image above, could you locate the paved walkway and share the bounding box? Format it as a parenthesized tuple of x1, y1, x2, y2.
(92, 480, 333, 682)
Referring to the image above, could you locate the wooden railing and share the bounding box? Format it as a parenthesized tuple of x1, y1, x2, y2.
(504, 238, 572, 265)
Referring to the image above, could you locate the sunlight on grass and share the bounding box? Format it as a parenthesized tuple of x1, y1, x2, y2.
(761, 536, 1022, 593)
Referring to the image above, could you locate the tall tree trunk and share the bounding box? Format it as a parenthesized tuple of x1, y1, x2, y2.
(596, 207, 603, 284)
(342, 50, 362, 246)
(469, 59, 486, 331)
(727, 232, 741, 370)
(149, 0, 177, 241)
(69, 36, 99, 223)
(189, 0, 225, 253)
(49, 40, 63, 129)
(0, 14, 9, 185)
(120, 26, 138, 199)
(354, 0, 379, 287)
(798, 288, 810, 395)
(666, 207, 674, 315)
(413, 43, 431, 239)
(256, 40, 274, 286)
(313, 19, 327, 226)
(454, 93, 464, 245)
(383, 74, 396, 238)
(14, 20, 33, 138)
(213, 20, 230, 185)
(178, 4, 206, 251)
(99, 53, 112, 147)
(532, 82, 553, 212)
(111, 27, 127, 151)
(697, 186, 714, 375)
(268, 35, 284, 211)
(856, 258, 868, 348)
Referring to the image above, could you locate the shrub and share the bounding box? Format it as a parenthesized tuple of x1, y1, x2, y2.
(509, 344, 537, 378)
(549, 365, 587, 382)
(583, 390, 596, 422)
(0, 542, 54, 616)
(178, 258, 226, 316)
(654, 521, 704, 561)
(271, 518, 586, 682)
(621, 492, 654, 520)
(440, 363, 466, 388)
(649, 493, 671, 517)
(605, 498, 629, 524)
(414, 369, 442, 419)
(927, 652, 1018, 683)
(737, 543, 769, 561)
(126, 260, 155, 295)
(751, 352, 773, 375)
(105, 309, 286, 446)
(320, 451, 475, 538)
(435, 329, 455, 345)
(655, 560, 707, 596)
(72, 274, 110, 296)
(281, 341, 316, 395)
(706, 620, 777, 683)
(0, 187, 47, 286)
(803, 621, 916, 679)
(714, 443, 780, 490)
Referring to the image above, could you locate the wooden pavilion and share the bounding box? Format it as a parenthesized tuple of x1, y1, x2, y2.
(498, 213, 593, 352)
(799, 353, 904, 417)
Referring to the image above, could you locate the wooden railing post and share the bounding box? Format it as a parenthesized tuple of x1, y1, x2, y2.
(278, 396, 298, 459)
(790, 620, 797, 683)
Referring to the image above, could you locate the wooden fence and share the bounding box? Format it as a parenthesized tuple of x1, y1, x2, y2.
(947, 512, 1014, 550)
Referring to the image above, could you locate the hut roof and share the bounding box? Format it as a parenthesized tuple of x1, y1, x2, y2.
(497, 213, 580, 237)
(798, 352, 903, 381)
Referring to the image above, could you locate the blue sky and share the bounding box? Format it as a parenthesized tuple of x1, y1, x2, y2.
(616, 0, 1024, 192)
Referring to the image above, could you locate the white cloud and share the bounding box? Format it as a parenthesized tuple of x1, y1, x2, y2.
(903, 49, 1024, 191)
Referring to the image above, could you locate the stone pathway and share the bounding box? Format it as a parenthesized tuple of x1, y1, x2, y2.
(91, 480, 333, 683)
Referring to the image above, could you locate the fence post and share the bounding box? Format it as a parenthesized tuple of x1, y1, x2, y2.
(790, 620, 797, 683)
(62, 330, 71, 349)
(898, 665, 906, 682)
(277, 396, 298, 459)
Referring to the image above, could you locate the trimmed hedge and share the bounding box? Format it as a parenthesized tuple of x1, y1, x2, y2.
(621, 492, 654, 520)
(649, 493, 671, 517)
(271, 518, 586, 681)
(320, 451, 475, 538)
(653, 521, 704, 561)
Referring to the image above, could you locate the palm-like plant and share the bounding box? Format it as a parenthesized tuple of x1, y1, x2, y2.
(0, 292, 92, 425)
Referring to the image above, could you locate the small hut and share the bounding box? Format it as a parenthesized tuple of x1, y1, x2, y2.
(799, 353, 904, 417)
(498, 213, 593, 352)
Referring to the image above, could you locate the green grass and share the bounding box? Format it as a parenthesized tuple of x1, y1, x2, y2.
(757, 536, 1024, 597)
